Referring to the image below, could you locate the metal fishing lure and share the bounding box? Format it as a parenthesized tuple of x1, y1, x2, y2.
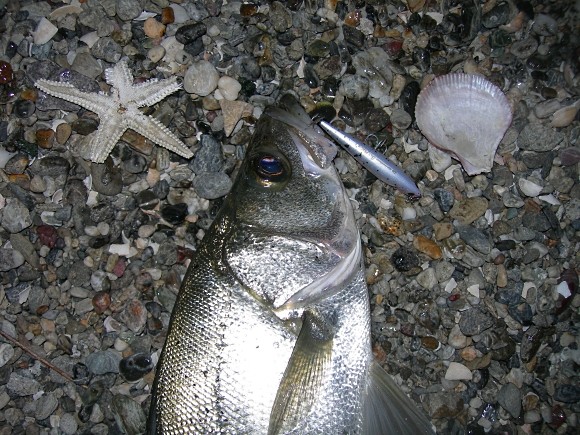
(319, 120, 421, 198)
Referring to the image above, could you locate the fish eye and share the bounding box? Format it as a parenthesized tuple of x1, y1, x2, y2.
(250, 152, 291, 188)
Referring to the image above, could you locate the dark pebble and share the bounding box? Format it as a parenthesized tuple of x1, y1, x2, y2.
(119, 353, 154, 381)
(508, 302, 533, 325)
(459, 307, 495, 336)
(160, 203, 188, 225)
(136, 190, 159, 210)
(433, 188, 454, 212)
(364, 107, 389, 133)
(175, 22, 207, 44)
(91, 161, 123, 196)
(13, 99, 35, 118)
(553, 385, 580, 403)
(122, 153, 147, 174)
(400, 81, 421, 120)
(391, 247, 420, 272)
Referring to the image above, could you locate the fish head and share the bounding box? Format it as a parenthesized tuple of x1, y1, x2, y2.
(223, 96, 361, 310)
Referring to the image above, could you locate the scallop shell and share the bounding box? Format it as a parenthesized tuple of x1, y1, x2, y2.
(416, 73, 512, 175)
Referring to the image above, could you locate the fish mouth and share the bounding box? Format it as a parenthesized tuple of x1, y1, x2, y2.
(265, 96, 337, 173)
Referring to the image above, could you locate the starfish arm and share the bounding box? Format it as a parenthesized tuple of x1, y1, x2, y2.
(105, 61, 134, 100)
(35, 79, 113, 114)
(130, 77, 182, 108)
(125, 108, 193, 159)
(87, 108, 130, 163)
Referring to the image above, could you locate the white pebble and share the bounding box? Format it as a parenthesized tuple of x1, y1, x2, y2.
(97, 222, 110, 236)
(518, 178, 543, 197)
(183, 60, 219, 96)
(217, 76, 242, 101)
(148, 45, 166, 63)
(33, 17, 58, 45)
(400, 206, 416, 220)
(445, 362, 473, 380)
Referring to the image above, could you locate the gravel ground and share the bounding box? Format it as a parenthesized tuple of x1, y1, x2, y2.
(0, 0, 579, 434)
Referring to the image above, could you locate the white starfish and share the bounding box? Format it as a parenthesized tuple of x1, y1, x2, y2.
(35, 61, 193, 163)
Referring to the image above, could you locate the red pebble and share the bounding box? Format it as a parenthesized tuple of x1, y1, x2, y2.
(176, 246, 195, 263)
(36, 225, 58, 248)
(92, 291, 111, 314)
(112, 257, 126, 277)
(448, 293, 461, 302)
(0, 61, 13, 84)
(383, 39, 403, 57)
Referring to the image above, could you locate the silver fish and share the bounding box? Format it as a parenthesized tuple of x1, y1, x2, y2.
(148, 95, 434, 434)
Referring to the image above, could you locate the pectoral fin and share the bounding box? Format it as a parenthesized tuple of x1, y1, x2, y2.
(268, 311, 333, 435)
(363, 361, 435, 434)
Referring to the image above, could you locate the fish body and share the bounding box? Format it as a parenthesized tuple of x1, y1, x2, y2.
(148, 96, 433, 434)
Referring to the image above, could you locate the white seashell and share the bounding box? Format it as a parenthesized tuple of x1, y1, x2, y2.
(416, 73, 513, 175)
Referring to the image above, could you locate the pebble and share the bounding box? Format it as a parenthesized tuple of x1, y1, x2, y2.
(85, 350, 122, 375)
(413, 235, 442, 259)
(191, 134, 224, 173)
(0, 343, 14, 368)
(1, 198, 32, 233)
(144, 18, 165, 39)
(35, 393, 59, 421)
(119, 353, 154, 381)
(449, 197, 488, 225)
(459, 308, 495, 336)
(0, 248, 25, 271)
(111, 395, 146, 434)
(7, 373, 42, 396)
(445, 362, 472, 380)
(59, 413, 79, 435)
(217, 76, 242, 101)
(184, 60, 220, 96)
(497, 383, 522, 418)
(193, 171, 232, 199)
(518, 123, 565, 152)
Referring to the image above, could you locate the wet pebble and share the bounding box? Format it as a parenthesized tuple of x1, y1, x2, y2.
(119, 353, 154, 381)
(497, 383, 522, 418)
(193, 171, 232, 199)
(85, 350, 122, 375)
(459, 308, 495, 336)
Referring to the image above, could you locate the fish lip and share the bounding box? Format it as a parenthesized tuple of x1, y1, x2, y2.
(265, 107, 337, 171)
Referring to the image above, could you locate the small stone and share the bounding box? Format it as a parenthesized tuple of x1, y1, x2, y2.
(424, 392, 464, 418)
(85, 350, 122, 375)
(497, 383, 522, 418)
(518, 123, 564, 152)
(0, 60, 14, 84)
(120, 299, 148, 333)
(459, 308, 494, 336)
(1, 198, 32, 233)
(269, 1, 292, 32)
(448, 324, 468, 348)
(224, 101, 252, 138)
(33, 17, 58, 45)
(175, 22, 207, 44)
(92, 292, 111, 314)
(91, 161, 123, 196)
(143, 18, 165, 39)
(390, 108, 413, 130)
(217, 76, 242, 101)
(193, 171, 232, 199)
(433, 222, 453, 240)
(413, 235, 442, 259)
(161, 7, 175, 24)
(0, 248, 25, 271)
(160, 203, 188, 225)
(449, 197, 488, 225)
(391, 247, 420, 272)
(433, 188, 454, 212)
(119, 353, 154, 381)
(116, 0, 142, 21)
(184, 60, 219, 96)
(111, 395, 146, 435)
(553, 385, 580, 403)
(35, 393, 58, 421)
(59, 412, 78, 435)
(416, 267, 437, 289)
(445, 362, 472, 380)
(456, 225, 491, 254)
(0, 343, 15, 368)
(339, 75, 369, 101)
(7, 373, 42, 396)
